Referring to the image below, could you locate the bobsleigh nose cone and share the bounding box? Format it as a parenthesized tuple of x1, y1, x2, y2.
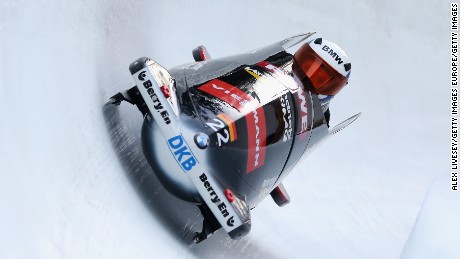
(194, 133, 209, 149)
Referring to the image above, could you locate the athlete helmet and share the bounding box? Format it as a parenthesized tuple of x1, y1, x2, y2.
(292, 37, 351, 96)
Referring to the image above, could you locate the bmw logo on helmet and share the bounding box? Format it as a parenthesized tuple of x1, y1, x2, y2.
(293, 37, 352, 96)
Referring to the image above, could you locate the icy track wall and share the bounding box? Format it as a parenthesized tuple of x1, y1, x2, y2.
(0, 0, 452, 258)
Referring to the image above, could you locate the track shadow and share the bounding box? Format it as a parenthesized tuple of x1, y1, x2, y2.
(101, 103, 279, 259)
(102, 103, 200, 243)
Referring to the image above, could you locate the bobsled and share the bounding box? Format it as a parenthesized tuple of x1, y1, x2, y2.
(109, 32, 360, 243)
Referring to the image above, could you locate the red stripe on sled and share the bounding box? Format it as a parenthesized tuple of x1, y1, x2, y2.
(198, 79, 259, 115)
(245, 106, 266, 174)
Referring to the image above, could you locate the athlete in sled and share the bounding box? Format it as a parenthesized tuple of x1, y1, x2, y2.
(110, 32, 360, 243)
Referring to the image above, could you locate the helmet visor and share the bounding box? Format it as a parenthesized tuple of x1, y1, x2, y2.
(293, 44, 348, 96)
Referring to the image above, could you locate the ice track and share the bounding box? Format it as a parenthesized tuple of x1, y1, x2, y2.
(0, 0, 454, 258)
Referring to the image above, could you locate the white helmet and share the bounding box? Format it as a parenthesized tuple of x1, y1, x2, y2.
(292, 37, 351, 96)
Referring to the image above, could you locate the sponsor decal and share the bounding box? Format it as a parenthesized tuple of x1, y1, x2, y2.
(194, 133, 209, 149)
(257, 61, 286, 75)
(322, 45, 344, 65)
(280, 94, 293, 142)
(138, 71, 171, 124)
(244, 66, 264, 80)
(297, 86, 309, 136)
(206, 113, 238, 147)
(198, 79, 259, 114)
(199, 173, 234, 226)
(227, 216, 235, 227)
(245, 106, 267, 174)
(167, 135, 197, 172)
(138, 70, 147, 81)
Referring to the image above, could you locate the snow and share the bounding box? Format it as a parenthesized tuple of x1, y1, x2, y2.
(0, 0, 453, 258)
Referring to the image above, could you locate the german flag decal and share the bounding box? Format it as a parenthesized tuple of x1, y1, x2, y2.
(217, 113, 238, 141)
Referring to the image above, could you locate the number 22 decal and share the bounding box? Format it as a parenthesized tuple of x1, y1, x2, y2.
(206, 113, 238, 147)
(206, 119, 230, 147)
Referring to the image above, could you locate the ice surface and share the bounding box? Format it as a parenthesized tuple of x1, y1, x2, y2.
(401, 176, 460, 259)
(0, 0, 451, 258)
